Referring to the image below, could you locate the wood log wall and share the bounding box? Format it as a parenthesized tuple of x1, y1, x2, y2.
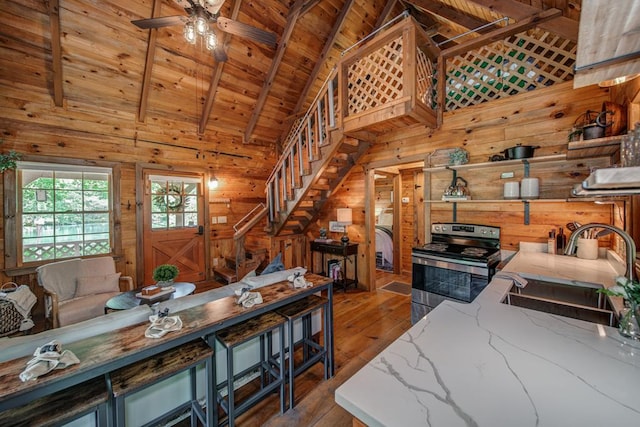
(0, 83, 275, 289)
(308, 80, 636, 288)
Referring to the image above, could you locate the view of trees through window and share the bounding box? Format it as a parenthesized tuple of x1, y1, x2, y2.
(20, 166, 112, 262)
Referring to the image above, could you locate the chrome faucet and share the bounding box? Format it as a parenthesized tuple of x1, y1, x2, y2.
(564, 223, 637, 281)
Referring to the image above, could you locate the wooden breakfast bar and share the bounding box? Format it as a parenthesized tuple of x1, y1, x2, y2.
(0, 273, 334, 425)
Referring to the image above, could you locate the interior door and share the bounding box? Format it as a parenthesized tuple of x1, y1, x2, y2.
(142, 172, 206, 285)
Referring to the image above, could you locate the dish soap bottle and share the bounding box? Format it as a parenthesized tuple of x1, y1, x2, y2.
(556, 227, 567, 253)
(548, 230, 556, 255)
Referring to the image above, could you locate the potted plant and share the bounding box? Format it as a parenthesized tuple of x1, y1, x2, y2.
(152, 264, 179, 287)
(0, 148, 20, 173)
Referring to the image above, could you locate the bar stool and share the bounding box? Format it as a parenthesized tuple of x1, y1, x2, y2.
(108, 338, 213, 427)
(276, 295, 329, 409)
(214, 311, 286, 427)
(1, 376, 108, 426)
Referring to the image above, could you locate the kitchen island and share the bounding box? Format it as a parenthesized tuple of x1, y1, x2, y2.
(335, 251, 640, 426)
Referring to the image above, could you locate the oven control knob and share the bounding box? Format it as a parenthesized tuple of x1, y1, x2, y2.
(434, 225, 440, 232)
(441, 225, 447, 231)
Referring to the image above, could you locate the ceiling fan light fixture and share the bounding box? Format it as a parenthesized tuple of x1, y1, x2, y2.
(183, 21, 197, 44)
(205, 31, 218, 51)
(195, 14, 209, 35)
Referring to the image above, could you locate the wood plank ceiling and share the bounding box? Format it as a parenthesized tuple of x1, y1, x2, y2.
(1, 0, 583, 151)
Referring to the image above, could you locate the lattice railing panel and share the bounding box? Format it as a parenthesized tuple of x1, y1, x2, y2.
(347, 36, 404, 115)
(416, 48, 436, 108)
(445, 29, 576, 111)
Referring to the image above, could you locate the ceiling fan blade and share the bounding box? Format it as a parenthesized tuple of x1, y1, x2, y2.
(216, 16, 277, 48)
(132, 15, 186, 29)
(213, 46, 228, 62)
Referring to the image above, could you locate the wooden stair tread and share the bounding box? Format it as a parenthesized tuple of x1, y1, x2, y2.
(213, 266, 237, 283)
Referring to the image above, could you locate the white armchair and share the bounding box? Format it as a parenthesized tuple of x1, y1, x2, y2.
(36, 257, 134, 329)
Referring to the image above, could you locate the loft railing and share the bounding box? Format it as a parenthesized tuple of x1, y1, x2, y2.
(265, 68, 340, 224)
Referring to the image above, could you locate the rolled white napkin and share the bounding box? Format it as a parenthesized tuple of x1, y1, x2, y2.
(19, 340, 79, 382)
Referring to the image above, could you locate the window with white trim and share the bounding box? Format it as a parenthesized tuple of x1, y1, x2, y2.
(17, 162, 114, 263)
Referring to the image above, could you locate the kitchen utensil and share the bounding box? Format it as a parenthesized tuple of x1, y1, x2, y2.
(595, 229, 614, 238)
(502, 144, 539, 160)
(520, 177, 539, 199)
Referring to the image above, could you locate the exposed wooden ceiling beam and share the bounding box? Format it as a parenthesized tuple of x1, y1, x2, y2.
(375, 0, 399, 29)
(470, 0, 578, 41)
(243, 0, 306, 144)
(301, 0, 323, 16)
(440, 8, 562, 58)
(406, 0, 490, 33)
(293, 0, 356, 115)
(47, 0, 63, 107)
(137, 0, 162, 123)
(198, 0, 242, 134)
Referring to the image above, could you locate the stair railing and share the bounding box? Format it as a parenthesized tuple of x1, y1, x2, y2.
(233, 202, 268, 240)
(265, 67, 339, 225)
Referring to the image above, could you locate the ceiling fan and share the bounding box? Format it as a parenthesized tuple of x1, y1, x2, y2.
(131, 0, 277, 62)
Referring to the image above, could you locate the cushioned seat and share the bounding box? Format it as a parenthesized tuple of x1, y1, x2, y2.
(36, 257, 134, 328)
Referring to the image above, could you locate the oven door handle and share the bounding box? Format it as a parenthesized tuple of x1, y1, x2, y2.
(412, 255, 489, 276)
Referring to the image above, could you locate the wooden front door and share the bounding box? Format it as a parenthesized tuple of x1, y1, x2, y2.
(142, 172, 206, 285)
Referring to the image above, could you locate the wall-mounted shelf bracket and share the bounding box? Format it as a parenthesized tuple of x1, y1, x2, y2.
(524, 201, 530, 225)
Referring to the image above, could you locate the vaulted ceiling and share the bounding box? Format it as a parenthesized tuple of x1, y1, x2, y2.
(1, 0, 582, 149)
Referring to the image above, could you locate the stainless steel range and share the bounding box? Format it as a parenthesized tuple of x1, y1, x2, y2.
(411, 223, 501, 324)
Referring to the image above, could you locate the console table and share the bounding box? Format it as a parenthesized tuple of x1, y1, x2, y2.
(105, 282, 196, 311)
(310, 241, 358, 292)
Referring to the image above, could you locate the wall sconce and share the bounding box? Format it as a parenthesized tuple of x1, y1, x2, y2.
(337, 208, 353, 245)
(208, 175, 219, 189)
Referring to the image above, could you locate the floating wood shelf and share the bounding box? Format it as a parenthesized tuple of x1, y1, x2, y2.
(566, 135, 621, 160)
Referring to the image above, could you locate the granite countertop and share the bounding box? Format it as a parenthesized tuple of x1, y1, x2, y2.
(335, 251, 640, 426)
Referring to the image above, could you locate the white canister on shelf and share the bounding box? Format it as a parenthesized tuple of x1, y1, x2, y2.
(520, 177, 539, 199)
(503, 181, 520, 199)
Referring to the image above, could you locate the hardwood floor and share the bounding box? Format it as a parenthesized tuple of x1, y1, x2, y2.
(212, 272, 412, 427)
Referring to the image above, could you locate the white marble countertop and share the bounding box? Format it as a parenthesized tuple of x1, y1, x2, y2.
(335, 251, 640, 426)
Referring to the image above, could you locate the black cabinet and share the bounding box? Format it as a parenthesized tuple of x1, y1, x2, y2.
(310, 241, 358, 292)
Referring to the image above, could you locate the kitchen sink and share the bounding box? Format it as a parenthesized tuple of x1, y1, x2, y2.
(501, 276, 618, 327)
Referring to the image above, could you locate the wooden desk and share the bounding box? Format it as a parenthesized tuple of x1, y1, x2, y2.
(310, 241, 358, 292)
(0, 274, 333, 418)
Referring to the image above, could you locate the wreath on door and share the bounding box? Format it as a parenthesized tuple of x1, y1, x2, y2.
(154, 184, 183, 211)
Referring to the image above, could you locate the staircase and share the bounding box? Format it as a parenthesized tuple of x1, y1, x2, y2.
(265, 15, 437, 237)
(265, 71, 370, 236)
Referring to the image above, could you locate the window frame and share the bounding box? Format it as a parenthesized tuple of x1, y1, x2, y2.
(3, 156, 122, 273)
